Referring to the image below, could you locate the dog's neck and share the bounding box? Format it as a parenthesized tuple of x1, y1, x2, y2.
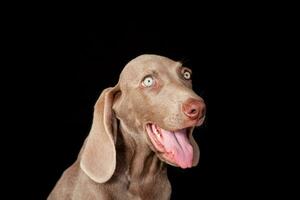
(114, 120, 167, 183)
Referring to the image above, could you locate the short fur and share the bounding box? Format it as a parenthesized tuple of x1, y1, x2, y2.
(48, 54, 206, 200)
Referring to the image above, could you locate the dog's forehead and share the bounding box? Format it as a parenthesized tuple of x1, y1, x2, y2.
(120, 54, 180, 80)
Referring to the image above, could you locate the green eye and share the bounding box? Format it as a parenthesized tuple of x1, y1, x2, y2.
(142, 76, 154, 87)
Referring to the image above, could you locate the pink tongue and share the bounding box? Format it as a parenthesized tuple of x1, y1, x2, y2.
(159, 128, 193, 168)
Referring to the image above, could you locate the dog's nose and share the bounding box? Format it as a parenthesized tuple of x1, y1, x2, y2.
(182, 98, 206, 120)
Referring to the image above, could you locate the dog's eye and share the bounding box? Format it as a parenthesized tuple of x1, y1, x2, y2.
(180, 68, 192, 80)
(182, 70, 191, 80)
(183, 71, 191, 80)
(142, 76, 154, 87)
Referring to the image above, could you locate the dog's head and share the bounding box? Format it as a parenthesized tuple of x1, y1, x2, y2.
(80, 55, 206, 183)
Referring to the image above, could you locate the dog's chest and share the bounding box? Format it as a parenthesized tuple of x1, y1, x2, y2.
(108, 173, 171, 200)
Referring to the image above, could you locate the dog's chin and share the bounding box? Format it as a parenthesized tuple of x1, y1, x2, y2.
(145, 123, 195, 169)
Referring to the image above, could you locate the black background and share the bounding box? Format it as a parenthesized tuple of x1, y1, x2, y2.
(3, 5, 288, 200)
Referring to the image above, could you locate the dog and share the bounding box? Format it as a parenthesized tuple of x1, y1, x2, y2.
(48, 54, 206, 199)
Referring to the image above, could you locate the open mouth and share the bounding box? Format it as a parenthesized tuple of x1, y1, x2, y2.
(146, 123, 194, 169)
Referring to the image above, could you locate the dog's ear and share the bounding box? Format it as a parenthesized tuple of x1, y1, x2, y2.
(80, 85, 120, 183)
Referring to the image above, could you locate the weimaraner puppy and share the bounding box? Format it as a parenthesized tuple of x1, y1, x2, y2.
(48, 54, 206, 200)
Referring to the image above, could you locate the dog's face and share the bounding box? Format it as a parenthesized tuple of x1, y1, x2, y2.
(113, 55, 206, 169)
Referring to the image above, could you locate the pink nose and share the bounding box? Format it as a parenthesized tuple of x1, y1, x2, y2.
(182, 98, 206, 120)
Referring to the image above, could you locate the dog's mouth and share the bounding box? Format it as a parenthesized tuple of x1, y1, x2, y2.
(146, 123, 194, 169)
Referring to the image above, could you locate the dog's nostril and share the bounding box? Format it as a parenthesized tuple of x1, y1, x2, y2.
(183, 98, 205, 120)
(190, 109, 197, 114)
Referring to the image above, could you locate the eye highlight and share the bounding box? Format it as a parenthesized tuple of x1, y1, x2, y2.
(181, 68, 192, 80)
(142, 76, 154, 87)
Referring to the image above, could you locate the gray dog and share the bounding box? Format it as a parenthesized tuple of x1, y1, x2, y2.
(48, 54, 206, 200)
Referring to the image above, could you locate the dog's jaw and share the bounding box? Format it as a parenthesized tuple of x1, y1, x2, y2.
(145, 123, 196, 169)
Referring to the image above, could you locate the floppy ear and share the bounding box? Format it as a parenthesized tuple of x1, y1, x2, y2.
(80, 85, 119, 183)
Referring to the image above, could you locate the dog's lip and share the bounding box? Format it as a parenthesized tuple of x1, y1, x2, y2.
(145, 122, 195, 152)
(145, 123, 194, 168)
(145, 122, 193, 136)
(196, 115, 206, 126)
(145, 123, 193, 152)
(145, 123, 165, 152)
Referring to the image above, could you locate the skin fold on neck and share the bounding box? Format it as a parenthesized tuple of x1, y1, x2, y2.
(113, 120, 167, 184)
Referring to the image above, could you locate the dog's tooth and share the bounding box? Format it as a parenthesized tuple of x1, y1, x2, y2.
(152, 125, 162, 138)
(154, 127, 159, 134)
(154, 129, 161, 138)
